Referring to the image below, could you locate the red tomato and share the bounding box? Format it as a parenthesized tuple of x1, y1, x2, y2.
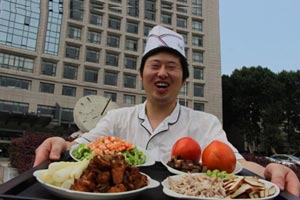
(202, 140, 236, 173)
(171, 137, 201, 162)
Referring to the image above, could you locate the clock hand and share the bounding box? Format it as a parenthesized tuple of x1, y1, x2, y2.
(101, 97, 111, 115)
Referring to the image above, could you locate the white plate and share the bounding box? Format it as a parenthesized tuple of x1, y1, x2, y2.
(70, 144, 156, 167)
(161, 153, 243, 175)
(34, 170, 160, 200)
(161, 174, 280, 200)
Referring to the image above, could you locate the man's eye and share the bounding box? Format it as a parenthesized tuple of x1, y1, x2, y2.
(166, 65, 178, 70)
(151, 64, 159, 68)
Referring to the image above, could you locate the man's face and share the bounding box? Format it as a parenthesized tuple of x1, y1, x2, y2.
(141, 51, 184, 105)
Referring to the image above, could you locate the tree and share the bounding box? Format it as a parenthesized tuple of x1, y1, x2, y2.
(222, 66, 284, 153)
(278, 70, 300, 152)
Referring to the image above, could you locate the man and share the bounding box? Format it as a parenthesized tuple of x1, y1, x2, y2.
(34, 25, 300, 196)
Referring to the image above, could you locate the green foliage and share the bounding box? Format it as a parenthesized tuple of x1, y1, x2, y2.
(223, 67, 300, 154)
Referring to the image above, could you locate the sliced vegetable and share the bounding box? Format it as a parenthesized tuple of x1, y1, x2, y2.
(122, 147, 146, 165)
(205, 169, 235, 179)
(71, 144, 93, 161)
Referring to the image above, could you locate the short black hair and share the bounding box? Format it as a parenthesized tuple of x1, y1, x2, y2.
(139, 46, 189, 82)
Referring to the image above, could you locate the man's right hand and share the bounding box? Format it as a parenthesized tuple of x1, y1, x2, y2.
(33, 137, 70, 167)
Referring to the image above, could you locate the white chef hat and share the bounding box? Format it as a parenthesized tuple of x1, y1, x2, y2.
(140, 25, 189, 81)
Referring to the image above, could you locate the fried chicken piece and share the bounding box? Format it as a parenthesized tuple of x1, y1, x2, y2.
(107, 184, 127, 193)
(95, 183, 110, 193)
(92, 155, 112, 170)
(124, 167, 148, 190)
(111, 163, 125, 184)
(71, 179, 96, 192)
(96, 171, 111, 184)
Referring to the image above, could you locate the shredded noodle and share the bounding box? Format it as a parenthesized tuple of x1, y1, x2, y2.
(168, 173, 227, 198)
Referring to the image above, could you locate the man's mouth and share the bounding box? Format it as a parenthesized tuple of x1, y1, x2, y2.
(155, 82, 169, 88)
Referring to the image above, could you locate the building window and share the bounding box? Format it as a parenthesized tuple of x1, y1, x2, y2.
(192, 20, 202, 32)
(84, 68, 98, 83)
(107, 34, 120, 48)
(108, 17, 121, 30)
(178, 32, 187, 43)
(194, 67, 203, 80)
(124, 55, 137, 70)
(161, 1, 173, 10)
(161, 12, 172, 25)
(125, 38, 138, 51)
(144, 0, 156, 21)
(88, 30, 101, 44)
(90, 1, 104, 12)
(194, 102, 204, 111)
(192, 51, 203, 63)
(68, 26, 81, 40)
(179, 83, 188, 95)
(61, 107, 74, 121)
(104, 91, 117, 102)
(41, 61, 57, 76)
(123, 94, 135, 105)
(37, 105, 56, 119)
(194, 83, 204, 97)
(192, 35, 203, 47)
(44, 0, 63, 55)
(0, 1, 40, 51)
(86, 48, 100, 63)
(0, 53, 34, 73)
(65, 45, 80, 59)
(0, 76, 31, 90)
(177, 4, 187, 13)
(0, 100, 29, 113)
(63, 64, 78, 80)
(104, 71, 118, 86)
(126, 21, 139, 34)
(89, 13, 103, 26)
(177, 17, 187, 28)
(108, 4, 122, 13)
(70, 0, 83, 21)
(144, 24, 153, 36)
(142, 96, 147, 103)
(192, 0, 202, 16)
(40, 82, 55, 94)
(83, 89, 97, 96)
(179, 99, 188, 107)
(62, 85, 76, 96)
(127, 0, 139, 17)
(123, 74, 136, 88)
(105, 52, 119, 67)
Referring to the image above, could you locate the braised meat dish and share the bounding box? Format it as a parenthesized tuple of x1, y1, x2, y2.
(70, 154, 148, 193)
(167, 156, 204, 173)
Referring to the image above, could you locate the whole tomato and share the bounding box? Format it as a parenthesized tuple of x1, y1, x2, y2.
(202, 140, 236, 173)
(171, 137, 201, 162)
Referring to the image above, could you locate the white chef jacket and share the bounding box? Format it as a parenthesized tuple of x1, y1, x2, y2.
(75, 101, 243, 161)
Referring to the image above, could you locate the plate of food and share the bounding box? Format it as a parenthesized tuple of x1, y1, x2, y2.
(161, 153, 243, 175)
(70, 136, 155, 167)
(161, 173, 279, 200)
(34, 154, 160, 200)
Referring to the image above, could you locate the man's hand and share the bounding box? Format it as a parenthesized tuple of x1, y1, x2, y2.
(33, 137, 68, 167)
(264, 163, 300, 197)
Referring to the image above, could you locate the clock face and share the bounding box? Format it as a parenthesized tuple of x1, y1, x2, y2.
(73, 95, 119, 132)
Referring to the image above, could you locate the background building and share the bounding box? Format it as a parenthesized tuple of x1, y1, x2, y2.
(0, 0, 222, 130)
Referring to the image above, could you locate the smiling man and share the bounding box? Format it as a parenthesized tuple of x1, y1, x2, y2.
(34, 25, 300, 197)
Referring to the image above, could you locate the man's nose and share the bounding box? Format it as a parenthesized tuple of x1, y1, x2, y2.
(157, 66, 168, 78)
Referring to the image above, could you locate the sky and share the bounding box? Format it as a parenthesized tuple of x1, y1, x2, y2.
(219, 0, 300, 75)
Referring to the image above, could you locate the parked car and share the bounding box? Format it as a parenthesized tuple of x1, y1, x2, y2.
(270, 154, 300, 166)
(265, 156, 282, 164)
